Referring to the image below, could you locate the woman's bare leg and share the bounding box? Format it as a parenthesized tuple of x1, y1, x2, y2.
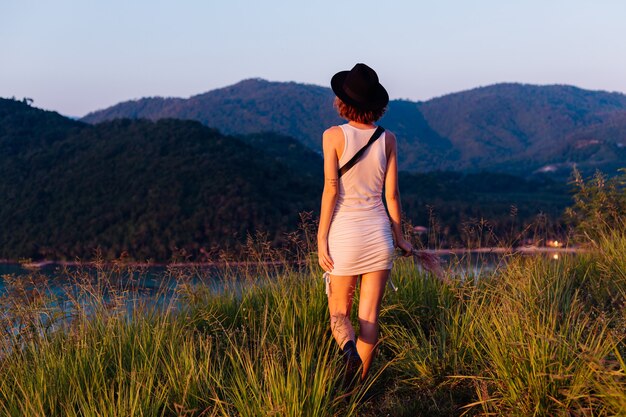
(357, 269, 389, 378)
(327, 274, 358, 349)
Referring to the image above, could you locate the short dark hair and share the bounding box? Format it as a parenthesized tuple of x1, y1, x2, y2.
(334, 97, 386, 124)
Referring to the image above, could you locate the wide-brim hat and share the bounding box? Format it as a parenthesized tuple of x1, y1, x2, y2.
(331, 63, 389, 110)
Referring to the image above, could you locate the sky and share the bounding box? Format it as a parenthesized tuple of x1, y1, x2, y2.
(2, 0, 626, 117)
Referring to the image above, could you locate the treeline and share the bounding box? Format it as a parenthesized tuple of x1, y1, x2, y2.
(1, 99, 321, 260)
(399, 171, 571, 247)
(1, 98, 577, 261)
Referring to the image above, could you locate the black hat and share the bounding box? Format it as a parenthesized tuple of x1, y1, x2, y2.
(331, 63, 389, 110)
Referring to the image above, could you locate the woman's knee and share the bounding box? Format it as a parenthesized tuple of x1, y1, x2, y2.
(358, 318, 379, 344)
(357, 305, 380, 327)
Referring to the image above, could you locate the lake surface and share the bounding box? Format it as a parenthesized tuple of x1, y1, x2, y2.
(0, 262, 264, 337)
(0, 262, 250, 296)
(0, 248, 577, 299)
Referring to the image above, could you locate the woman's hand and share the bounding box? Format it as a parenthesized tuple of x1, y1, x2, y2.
(318, 239, 334, 272)
(396, 238, 414, 257)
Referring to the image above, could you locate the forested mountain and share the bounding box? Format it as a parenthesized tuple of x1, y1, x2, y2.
(82, 79, 340, 151)
(82, 79, 457, 172)
(0, 97, 83, 154)
(398, 171, 570, 246)
(418, 83, 626, 174)
(2, 97, 572, 261)
(0, 98, 320, 261)
(82, 79, 626, 175)
(236, 131, 323, 181)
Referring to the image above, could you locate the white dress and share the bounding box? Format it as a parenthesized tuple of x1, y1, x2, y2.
(327, 123, 395, 276)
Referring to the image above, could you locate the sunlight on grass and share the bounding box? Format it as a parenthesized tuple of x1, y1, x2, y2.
(1, 225, 626, 416)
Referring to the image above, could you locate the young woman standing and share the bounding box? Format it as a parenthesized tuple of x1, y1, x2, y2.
(317, 63, 413, 380)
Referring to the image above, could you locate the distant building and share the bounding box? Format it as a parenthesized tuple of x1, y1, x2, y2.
(413, 226, 428, 235)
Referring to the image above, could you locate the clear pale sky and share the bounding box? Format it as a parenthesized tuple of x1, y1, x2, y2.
(2, 0, 625, 117)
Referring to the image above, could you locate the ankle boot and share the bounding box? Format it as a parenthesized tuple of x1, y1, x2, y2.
(341, 340, 361, 388)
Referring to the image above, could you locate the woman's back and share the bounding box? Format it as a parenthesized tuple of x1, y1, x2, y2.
(335, 123, 387, 213)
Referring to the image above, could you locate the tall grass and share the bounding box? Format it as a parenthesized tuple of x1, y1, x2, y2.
(1, 226, 626, 416)
(465, 255, 616, 415)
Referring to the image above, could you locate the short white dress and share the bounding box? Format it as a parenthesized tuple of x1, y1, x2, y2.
(327, 124, 395, 276)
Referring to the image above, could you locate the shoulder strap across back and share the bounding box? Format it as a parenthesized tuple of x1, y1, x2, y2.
(338, 126, 385, 178)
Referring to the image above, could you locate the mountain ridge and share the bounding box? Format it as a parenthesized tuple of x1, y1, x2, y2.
(82, 79, 626, 175)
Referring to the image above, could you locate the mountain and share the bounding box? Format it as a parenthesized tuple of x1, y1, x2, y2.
(82, 79, 339, 150)
(2, 97, 574, 261)
(0, 97, 83, 155)
(83, 80, 626, 176)
(418, 83, 626, 174)
(1, 98, 85, 203)
(236, 131, 323, 181)
(398, 170, 571, 246)
(537, 111, 626, 176)
(82, 79, 455, 171)
(0, 98, 321, 261)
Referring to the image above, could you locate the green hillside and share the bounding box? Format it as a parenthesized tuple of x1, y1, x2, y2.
(0, 99, 320, 261)
(1, 97, 576, 261)
(419, 83, 626, 173)
(237, 131, 323, 181)
(399, 171, 571, 246)
(82, 79, 457, 172)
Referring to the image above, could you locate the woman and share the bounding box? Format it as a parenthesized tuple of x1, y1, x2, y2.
(317, 63, 413, 380)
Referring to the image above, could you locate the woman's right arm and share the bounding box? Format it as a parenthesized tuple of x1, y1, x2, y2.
(384, 131, 413, 255)
(317, 127, 341, 272)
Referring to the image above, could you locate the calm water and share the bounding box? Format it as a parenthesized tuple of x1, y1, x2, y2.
(0, 261, 313, 309)
(0, 262, 270, 338)
(0, 263, 249, 320)
(0, 250, 570, 297)
(0, 251, 574, 338)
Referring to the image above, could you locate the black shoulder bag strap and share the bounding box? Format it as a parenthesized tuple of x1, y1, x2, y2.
(338, 126, 385, 178)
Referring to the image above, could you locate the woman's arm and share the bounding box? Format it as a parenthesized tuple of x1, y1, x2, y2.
(384, 131, 413, 254)
(317, 127, 342, 272)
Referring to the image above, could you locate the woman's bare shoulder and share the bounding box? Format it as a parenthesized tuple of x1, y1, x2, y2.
(323, 125, 343, 137)
(322, 126, 343, 146)
(385, 129, 397, 147)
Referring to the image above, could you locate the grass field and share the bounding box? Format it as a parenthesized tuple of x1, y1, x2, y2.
(1, 226, 626, 416)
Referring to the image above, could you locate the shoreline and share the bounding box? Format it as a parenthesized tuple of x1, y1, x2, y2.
(0, 246, 586, 269)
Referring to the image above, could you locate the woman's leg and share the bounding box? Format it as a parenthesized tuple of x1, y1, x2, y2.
(357, 269, 389, 378)
(327, 274, 358, 349)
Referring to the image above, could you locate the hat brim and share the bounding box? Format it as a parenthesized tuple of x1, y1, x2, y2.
(331, 71, 389, 110)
